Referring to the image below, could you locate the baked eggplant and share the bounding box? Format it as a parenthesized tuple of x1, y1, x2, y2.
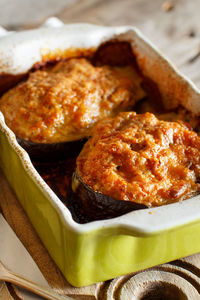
(70, 111, 200, 222)
(0, 48, 146, 161)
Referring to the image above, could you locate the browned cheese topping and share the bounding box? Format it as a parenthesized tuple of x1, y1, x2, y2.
(77, 112, 200, 206)
(0, 58, 144, 143)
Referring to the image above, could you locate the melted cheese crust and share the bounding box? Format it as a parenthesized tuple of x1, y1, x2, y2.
(0, 58, 144, 143)
(78, 112, 200, 206)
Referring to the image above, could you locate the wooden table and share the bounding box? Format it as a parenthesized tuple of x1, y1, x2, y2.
(0, 0, 200, 299)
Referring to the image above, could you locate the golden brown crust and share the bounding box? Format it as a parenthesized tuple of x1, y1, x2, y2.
(77, 112, 200, 207)
(0, 58, 144, 143)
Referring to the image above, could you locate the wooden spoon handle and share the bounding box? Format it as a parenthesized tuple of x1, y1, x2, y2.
(2, 271, 72, 300)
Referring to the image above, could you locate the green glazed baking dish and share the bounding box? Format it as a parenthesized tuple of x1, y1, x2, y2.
(0, 23, 200, 287)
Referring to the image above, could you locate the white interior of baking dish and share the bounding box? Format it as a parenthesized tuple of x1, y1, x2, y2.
(1, 22, 200, 236)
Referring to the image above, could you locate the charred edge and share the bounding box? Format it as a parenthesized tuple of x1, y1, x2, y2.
(92, 40, 139, 69)
(0, 73, 28, 96)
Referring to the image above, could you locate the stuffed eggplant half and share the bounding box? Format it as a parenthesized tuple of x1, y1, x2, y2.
(0, 42, 146, 161)
(71, 111, 200, 221)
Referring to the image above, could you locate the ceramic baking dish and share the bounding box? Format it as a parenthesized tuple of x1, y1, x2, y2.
(0, 23, 200, 287)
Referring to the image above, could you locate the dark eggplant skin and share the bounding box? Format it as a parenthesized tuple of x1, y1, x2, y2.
(17, 137, 87, 162)
(69, 170, 148, 223)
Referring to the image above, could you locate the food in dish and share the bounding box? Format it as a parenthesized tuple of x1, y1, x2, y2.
(0, 55, 145, 160)
(1, 37, 199, 221)
(71, 111, 200, 220)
